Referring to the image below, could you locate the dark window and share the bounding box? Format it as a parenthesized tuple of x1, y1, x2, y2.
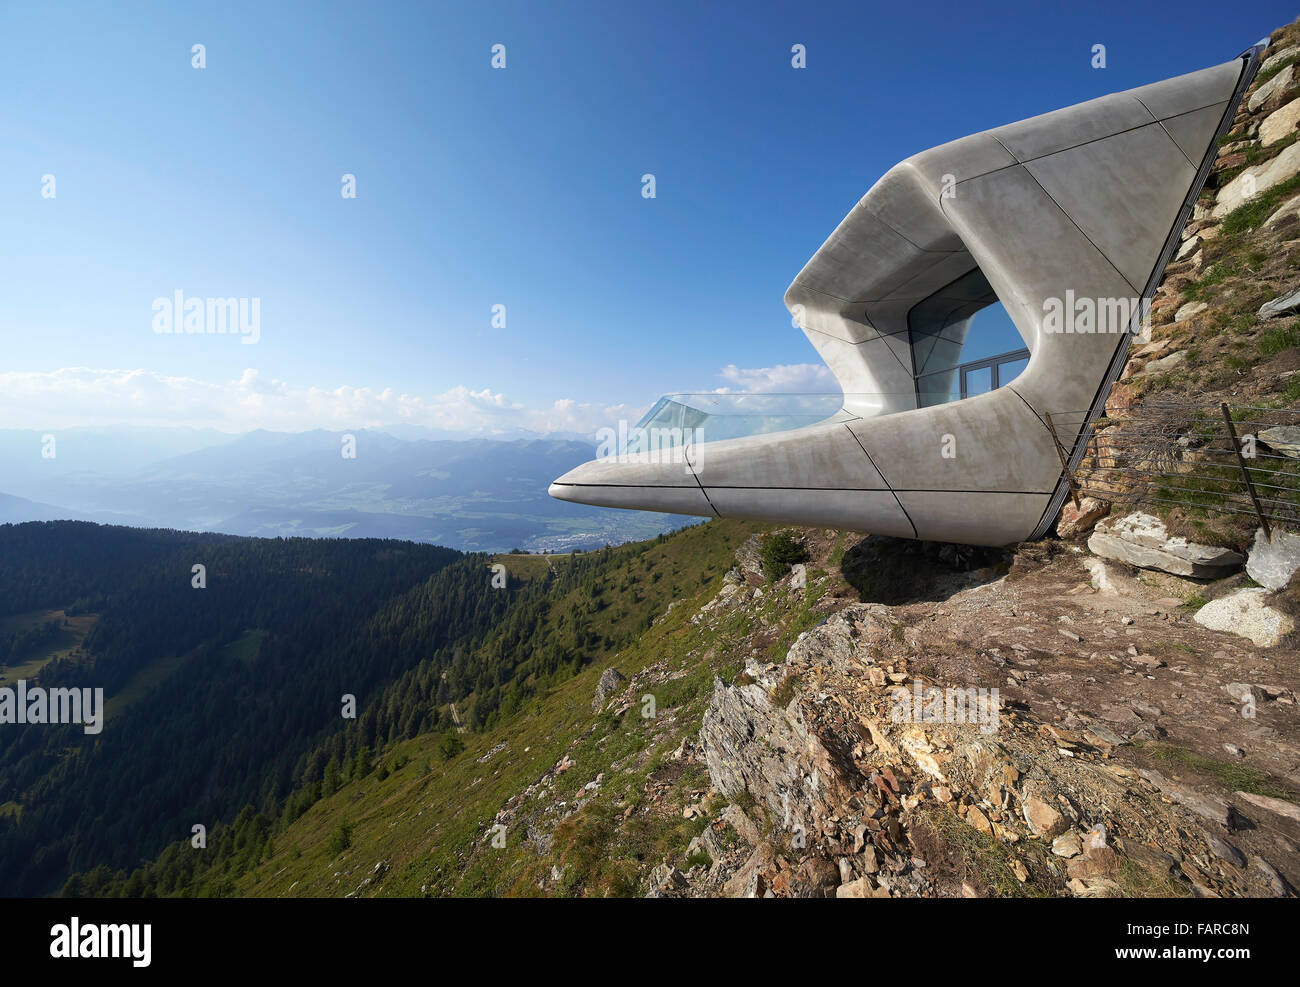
(908, 268, 1029, 407)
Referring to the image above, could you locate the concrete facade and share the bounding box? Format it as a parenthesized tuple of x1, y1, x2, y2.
(550, 44, 1266, 546)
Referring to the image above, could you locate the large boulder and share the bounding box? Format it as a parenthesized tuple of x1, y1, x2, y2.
(1248, 63, 1294, 113)
(1022, 796, 1068, 839)
(1194, 589, 1294, 647)
(1247, 528, 1300, 590)
(1087, 512, 1245, 578)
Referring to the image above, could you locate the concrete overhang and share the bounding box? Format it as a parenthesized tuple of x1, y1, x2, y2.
(551, 43, 1267, 546)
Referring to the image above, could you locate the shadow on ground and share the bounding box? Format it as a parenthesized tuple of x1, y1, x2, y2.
(840, 534, 1012, 605)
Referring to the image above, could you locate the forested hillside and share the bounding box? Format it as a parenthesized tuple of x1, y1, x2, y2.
(0, 518, 749, 896)
(0, 522, 492, 894)
(44, 519, 758, 897)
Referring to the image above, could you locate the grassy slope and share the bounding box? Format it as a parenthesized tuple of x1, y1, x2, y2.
(231, 518, 824, 897)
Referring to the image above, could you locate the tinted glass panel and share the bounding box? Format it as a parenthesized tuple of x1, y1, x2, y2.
(908, 268, 1030, 405)
(962, 303, 1025, 364)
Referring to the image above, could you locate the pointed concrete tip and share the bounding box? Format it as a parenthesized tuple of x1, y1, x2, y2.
(547, 481, 576, 503)
(548, 457, 716, 517)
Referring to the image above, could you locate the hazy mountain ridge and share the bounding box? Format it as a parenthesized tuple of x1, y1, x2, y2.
(0, 428, 689, 552)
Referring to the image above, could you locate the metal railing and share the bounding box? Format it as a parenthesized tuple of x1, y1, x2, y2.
(1043, 402, 1300, 533)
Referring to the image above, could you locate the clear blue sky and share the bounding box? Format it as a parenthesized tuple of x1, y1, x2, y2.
(0, 0, 1291, 433)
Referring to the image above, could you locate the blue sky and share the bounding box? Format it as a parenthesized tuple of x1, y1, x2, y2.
(0, 0, 1292, 434)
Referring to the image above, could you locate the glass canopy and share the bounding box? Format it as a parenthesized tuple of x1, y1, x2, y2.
(636, 393, 872, 444)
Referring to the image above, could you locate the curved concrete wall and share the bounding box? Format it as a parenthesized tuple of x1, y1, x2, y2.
(551, 44, 1265, 546)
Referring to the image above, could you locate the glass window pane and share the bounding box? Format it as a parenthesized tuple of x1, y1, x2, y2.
(959, 302, 1026, 363)
(915, 370, 959, 408)
(911, 331, 967, 376)
(996, 356, 1028, 387)
(963, 365, 992, 397)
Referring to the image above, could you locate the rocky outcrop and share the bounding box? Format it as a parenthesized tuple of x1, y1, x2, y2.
(733, 534, 766, 585)
(693, 599, 1289, 898)
(478, 514, 1298, 900)
(592, 667, 626, 712)
(700, 610, 879, 843)
(1087, 512, 1244, 578)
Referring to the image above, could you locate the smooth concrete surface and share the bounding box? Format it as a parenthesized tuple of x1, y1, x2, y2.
(550, 44, 1265, 546)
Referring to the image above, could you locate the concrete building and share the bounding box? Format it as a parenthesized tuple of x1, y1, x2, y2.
(550, 43, 1267, 546)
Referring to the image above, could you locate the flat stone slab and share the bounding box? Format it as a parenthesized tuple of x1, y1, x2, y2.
(1088, 512, 1244, 578)
(1216, 143, 1300, 219)
(1259, 424, 1300, 457)
(1136, 349, 1188, 375)
(1259, 286, 1300, 319)
(1248, 63, 1294, 113)
(1261, 96, 1300, 147)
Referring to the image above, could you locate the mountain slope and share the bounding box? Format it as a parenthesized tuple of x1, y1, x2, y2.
(95, 522, 1297, 900)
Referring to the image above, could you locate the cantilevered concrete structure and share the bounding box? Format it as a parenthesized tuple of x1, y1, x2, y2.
(550, 44, 1267, 546)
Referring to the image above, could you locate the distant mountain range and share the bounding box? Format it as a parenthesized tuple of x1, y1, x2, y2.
(0, 427, 692, 552)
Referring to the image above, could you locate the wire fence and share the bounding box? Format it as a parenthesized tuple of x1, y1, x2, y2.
(1044, 402, 1300, 535)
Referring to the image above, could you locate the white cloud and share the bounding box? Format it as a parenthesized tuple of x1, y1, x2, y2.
(0, 363, 839, 435)
(0, 368, 644, 437)
(714, 363, 838, 393)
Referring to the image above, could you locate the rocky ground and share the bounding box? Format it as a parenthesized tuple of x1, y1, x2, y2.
(644, 530, 1299, 898)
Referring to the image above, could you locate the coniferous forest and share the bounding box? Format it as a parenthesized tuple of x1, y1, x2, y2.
(0, 520, 672, 896)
